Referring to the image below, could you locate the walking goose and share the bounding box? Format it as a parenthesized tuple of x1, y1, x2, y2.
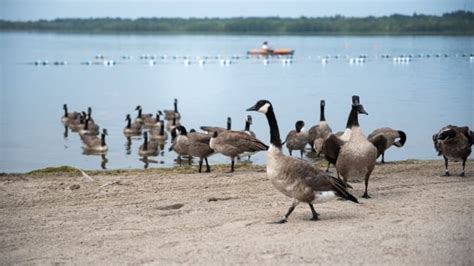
(333, 96, 378, 199)
(284, 120, 308, 158)
(164, 98, 181, 121)
(82, 128, 108, 153)
(307, 100, 333, 153)
(170, 125, 214, 172)
(61, 104, 80, 125)
(433, 125, 473, 176)
(139, 131, 159, 157)
(246, 100, 358, 223)
(209, 129, 268, 172)
(322, 96, 366, 172)
(201, 117, 232, 134)
(367, 127, 407, 163)
(123, 114, 142, 136)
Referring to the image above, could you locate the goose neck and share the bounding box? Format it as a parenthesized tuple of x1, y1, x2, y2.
(345, 106, 360, 129)
(101, 133, 106, 147)
(320, 104, 326, 121)
(265, 107, 282, 148)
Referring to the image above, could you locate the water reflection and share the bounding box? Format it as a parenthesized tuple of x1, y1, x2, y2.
(82, 150, 109, 169)
(63, 125, 69, 139)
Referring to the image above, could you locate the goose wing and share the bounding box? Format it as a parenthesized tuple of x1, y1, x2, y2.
(322, 134, 345, 165)
(215, 131, 268, 153)
(303, 172, 359, 203)
(368, 133, 388, 158)
(200, 126, 227, 134)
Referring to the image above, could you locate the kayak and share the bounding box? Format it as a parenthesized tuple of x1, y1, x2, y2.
(247, 48, 295, 56)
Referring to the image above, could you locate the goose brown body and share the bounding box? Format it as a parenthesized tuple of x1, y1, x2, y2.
(247, 99, 358, 223)
(433, 125, 472, 176)
(368, 127, 407, 163)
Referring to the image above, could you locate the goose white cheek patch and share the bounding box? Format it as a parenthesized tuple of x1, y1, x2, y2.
(258, 103, 270, 114)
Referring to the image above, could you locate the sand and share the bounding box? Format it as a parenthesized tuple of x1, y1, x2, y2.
(0, 160, 473, 265)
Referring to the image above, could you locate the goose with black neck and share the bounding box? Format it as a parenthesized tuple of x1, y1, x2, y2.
(247, 99, 359, 223)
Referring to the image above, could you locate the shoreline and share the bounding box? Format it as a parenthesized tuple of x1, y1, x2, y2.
(1, 159, 473, 264)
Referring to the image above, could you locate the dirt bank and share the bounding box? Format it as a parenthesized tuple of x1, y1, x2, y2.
(1, 160, 473, 265)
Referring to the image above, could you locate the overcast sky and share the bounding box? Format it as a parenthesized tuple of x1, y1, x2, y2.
(1, 0, 473, 21)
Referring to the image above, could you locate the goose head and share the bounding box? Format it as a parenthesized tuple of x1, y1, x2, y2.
(176, 125, 188, 136)
(437, 128, 456, 141)
(295, 120, 305, 133)
(352, 95, 368, 115)
(125, 114, 131, 121)
(246, 99, 272, 114)
(135, 105, 143, 111)
(247, 115, 253, 125)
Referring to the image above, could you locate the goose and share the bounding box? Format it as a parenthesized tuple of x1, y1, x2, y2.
(86, 107, 95, 124)
(123, 114, 142, 136)
(321, 96, 365, 173)
(68, 112, 87, 132)
(61, 104, 80, 124)
(134, 105, 153, 124)
(433, 125, 473, 176)
(79, 118, 100, 136)
(166, 117, 181, 132)
(164, 98, 181, 121)
(284, 120, 308, 158)
(209, 130, 268, 173)
(139, 131, 159, 157)
(201, 117, 232, 134)
(169, 127, 192, 165)
(333, 96, 378, 199)
(143, 111, 163, 129)
(170, 125, 214, 172)
(82, 128, 108, 153)
(150, 120, 168, 141)
(239, 115, 257, 160)
(307, 100, 333, 154)
(367, 127, 407, 163)
(246, 100, 358, 223)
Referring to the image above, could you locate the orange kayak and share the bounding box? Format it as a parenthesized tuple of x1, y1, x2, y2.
(247, 48, 295, 56)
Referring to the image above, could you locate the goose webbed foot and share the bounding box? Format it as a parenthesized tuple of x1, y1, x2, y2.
(443, 171, 450, 177)
(308, 203, 319, 221)
(459, 172, 465, 177)
(362, 192, 371, 199)
(270, 218, 288, 224)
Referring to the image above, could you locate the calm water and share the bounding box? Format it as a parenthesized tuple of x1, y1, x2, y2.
(0, 32, 473, 173)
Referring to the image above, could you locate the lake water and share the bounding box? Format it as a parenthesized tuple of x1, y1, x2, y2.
(0, 32, 473, 173)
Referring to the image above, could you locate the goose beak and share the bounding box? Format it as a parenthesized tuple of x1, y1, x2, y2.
(246, 105, 258, 111)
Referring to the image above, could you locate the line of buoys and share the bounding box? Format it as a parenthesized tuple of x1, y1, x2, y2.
(393, 57, 411, 63)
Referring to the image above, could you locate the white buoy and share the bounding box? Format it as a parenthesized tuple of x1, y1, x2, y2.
(184, 59, 190, 66)
(149, 60, 155, 66)
(198, 59, 205, 66)
(263, 59, 269, 65)
(321, 58, 328, 64)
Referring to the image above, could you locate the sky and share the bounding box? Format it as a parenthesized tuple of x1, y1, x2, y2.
(1, 0, 473, 21)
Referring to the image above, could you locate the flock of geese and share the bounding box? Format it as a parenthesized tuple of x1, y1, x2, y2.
(61, 97, 473, 223)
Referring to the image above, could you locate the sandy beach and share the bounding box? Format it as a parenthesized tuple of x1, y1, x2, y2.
(1, 160, 473, 265)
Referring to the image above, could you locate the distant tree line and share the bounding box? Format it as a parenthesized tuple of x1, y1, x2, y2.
(1, 11, 473, 34)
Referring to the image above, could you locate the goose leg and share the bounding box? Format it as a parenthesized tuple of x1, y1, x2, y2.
(460, 158, 466, 177)
(198, 158, 203, 173)
(308, 203, 320, 221)
(362, 176, 371, 199)
(273, 200, 299, 224)
(300, 149, 304, 159)
(289, 149, 292, 156)
(229, 159, 235, 173)
(381, 152, 385, 163)
(443, 156, 450, 176)
(205, 157, 211, 172)
(325, 162, 331, 173)
(188, 156, 192, 166)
